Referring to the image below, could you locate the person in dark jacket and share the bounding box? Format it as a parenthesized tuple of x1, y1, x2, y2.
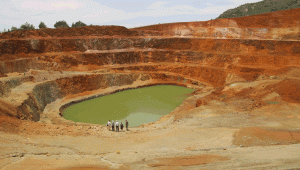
(125, 120, 129, 131)
(120, 122, 124, 131)
(112, 120, 115, 131)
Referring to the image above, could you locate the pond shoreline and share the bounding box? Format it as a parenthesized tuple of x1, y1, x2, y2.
(61, 84, 195, 127)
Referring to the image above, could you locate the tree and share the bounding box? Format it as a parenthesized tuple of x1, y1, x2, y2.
(11, 26, 18, 32)
(54, 20, 69, 28)
(20, 22, 35, 30)
(38, 22, 47, 29)
(71, 20, 87, 27)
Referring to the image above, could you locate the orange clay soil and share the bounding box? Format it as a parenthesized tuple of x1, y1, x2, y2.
(233, 127, 300, 147)
(0, 8, 300, 170)
(133, 8, 300, 31)
(147, 154, 228, 167)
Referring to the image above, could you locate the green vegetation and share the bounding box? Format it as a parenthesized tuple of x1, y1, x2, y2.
(38, 22, 47, 29)
(0, 20, 92, 33)
(20, 22, 35, 30)
(2, 23, 35, 33)
(217, 0, 300, 19)
(267, 101, 279, 104)
(54, 20, 69, 28)
(71, 20, 87, 27)
(11, 26, 18, 31)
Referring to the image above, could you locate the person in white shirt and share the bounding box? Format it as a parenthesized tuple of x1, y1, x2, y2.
(107, 120, 111, 131)
(115, 120, 120, 132)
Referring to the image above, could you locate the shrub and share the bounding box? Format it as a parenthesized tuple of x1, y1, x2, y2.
(71, 20, 87, 27)
(38, 22, 47, 29)
(11, 26, 18, 32)
(20, 22, 35, 30)
(54, 20, 69, 28)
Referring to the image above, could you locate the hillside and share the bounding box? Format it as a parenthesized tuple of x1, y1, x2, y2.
(217, 0, 300, 19)
(0, 9, 300, 170)
(133, 8, 300, 40)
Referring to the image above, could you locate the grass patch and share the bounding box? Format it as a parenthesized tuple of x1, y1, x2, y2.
(267, 101, 279, 105)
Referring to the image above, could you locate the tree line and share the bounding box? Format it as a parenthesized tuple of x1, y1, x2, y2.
(217, 0, 300, 19)
(1, 20, 89, 33)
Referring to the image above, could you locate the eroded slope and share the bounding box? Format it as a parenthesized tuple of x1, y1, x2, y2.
(0, 8, 300, 170)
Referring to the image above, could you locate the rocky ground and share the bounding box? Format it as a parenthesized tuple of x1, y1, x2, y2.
(1, 8, 300, 170)
(1, 72, 300, 169)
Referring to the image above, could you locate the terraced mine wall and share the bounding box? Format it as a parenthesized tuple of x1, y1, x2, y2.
(135, 27, 300, 40)
(133, 8, 300, 40)
(4, 72, 198, 121)
(0, 38, 299, 86)
(1, 8, 300, 122)
(1, 38, 300, 56)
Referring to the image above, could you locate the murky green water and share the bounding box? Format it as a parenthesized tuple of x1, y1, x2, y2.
(63, 85, 194, 127)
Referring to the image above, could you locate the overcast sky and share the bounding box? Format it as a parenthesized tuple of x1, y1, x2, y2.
(0, 0, 263, 31)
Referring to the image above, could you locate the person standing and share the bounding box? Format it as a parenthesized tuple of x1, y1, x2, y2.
(120, 122, 124, 131)
(112, 120, 115, 131)
(115, 120, 119, 132)
(107, 120, 111, 131)
(125, 120, 129, 131)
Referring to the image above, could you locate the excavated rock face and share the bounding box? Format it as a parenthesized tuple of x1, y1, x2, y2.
(0, 8, 300, 121)
(133, 8, 300, 40)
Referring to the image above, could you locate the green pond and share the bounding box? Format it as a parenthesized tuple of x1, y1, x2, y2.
(63, 85, 194, 127)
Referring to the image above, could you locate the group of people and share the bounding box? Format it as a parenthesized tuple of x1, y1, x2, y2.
(107, 120, 128, 132)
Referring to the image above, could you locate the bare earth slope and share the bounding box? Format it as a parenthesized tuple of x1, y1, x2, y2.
(0, 8, 300, 170)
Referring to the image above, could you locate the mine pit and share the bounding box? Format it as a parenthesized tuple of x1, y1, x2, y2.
(0, 8, 300, 170)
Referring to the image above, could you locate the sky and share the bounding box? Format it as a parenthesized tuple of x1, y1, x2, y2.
(0, 0, 263, 31)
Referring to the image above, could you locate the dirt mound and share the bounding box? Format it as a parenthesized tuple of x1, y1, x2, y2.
(268, 79, 300, 103)
(148, 154, 228, 167)
(196, 99, 208, 107)
(56, 166, 110, 170)
(0, 26, 139, 39)
(0, 100, 18, 117)
(0, 116, 21, 133)
(233, 127, 300, 147)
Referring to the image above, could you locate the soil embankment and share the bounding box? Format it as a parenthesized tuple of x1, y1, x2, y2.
(0, 8, 300, 170)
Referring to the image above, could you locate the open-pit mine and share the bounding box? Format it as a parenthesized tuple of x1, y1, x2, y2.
(0, 8, 300, 170)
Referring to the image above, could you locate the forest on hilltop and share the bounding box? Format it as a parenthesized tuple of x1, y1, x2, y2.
(217, 0, 300, 19)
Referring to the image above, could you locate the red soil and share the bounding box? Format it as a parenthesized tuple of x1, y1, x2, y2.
(148, 154, 228, 167)
(133, 8, 300, 32)
(233, 127, 300, 147)
(0, 26, 138, 40)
